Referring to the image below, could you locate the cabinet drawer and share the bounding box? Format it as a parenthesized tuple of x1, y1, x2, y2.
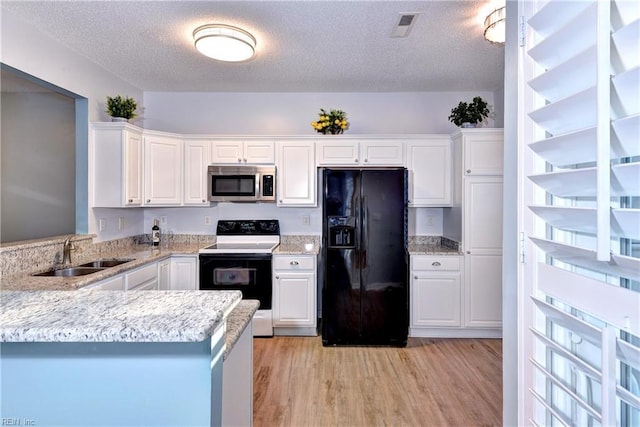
(125, 263, 157, 289)
(412, 256, 461, 271)
(273, 256, 315, 271)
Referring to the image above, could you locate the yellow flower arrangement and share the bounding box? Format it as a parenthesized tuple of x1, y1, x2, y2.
(311, 108, 350, 134)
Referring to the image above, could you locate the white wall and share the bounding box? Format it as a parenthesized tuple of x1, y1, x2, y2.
(142, 91, 499, 135)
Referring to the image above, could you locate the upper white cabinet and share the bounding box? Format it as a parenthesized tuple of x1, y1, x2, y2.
(91, 123, 143, 207)
(144, 135, 183, 206)
(406, 138, 452, 206)
(184, 140, 210, 206)
(211, 140, 274, 164)
(458, 130, 504, 176)
(316, 139, 404, 166)
(275, 140, 317, 207)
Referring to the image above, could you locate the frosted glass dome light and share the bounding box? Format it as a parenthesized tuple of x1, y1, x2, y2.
(193, 24, 256, 62)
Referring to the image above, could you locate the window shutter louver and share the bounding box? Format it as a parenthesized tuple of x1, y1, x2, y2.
(520, 0, 640, 425)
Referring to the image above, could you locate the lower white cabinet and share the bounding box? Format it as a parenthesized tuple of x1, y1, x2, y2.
(170, 255, 198, 290)
(410, 256, 462, 333)
(272, 254, 317, 335)
(85, 274, 125, 290)
(409, 254, 501, 338)
(126, 263, 159, 290)
(157, 259, 171, 290)
(464, 254, 502, 328)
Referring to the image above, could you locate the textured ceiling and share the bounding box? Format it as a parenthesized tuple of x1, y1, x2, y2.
(1, 1, 505, 93)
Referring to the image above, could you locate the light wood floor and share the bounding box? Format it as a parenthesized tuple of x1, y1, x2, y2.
(253, 337, 502, 427)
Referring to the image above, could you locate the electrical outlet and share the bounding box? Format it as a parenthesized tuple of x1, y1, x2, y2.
(99, 218, 106, 232)
(160, 216, 167, 225)
(427, 215, 434, 226)
(118, 217, 125, 230)
(204, 216, 212, 225)
(302, 215, 310, 225)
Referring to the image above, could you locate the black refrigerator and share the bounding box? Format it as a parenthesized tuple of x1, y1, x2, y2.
(321, 168, 408, 347)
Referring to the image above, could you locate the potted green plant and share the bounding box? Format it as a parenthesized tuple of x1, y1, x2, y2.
(448, 96, 489, 127)
(106, 95, 138, 122)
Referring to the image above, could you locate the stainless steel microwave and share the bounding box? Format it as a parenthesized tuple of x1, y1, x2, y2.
(208, 165, 276, 202)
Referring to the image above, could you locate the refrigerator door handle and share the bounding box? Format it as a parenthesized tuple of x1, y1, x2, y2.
(362, 195, 368, 269)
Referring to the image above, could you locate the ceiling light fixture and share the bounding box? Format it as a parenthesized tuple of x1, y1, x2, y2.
(484, 6, 506, 44)
(193, 24, 256, 62)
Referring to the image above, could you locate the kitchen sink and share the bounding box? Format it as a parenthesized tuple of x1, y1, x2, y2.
(33, 267, 106, 277)
(78, 259, 134, 268)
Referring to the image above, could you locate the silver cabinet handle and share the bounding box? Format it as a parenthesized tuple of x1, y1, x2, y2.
(290, 260, 299, 266)
(466, 169, 471, 174)
(243, 158, 247, 162)
(364, 158, 368, 163)
(279, 199, 283, 203)
(128, 199, 133, 203)
(414, 276, 418, 280)
(147, 199, 151, 203)
(202, 199, 206, 203)
(275, 275, 280, 279)
(238, 158, 242, 162)
(355, 158, 358, 162)
(466, 251, 471, 254)
(432, 261, 441, 267)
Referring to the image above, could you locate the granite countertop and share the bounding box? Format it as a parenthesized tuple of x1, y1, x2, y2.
(275, 235, 320, 255)
(0, 290, 241, 343)
(224, 299, 259, 360)
(1, 243, 206, 291)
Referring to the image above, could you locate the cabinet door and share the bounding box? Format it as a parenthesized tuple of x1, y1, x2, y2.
(407, 140, 452, 206)
(463, 132, 504, 176)
(464, 254, 502, 328)
(244, 140, 275, 163)
(170, 256, 197, 290)
(144, 136, 183, 205)
(411, 274, 461, 327)
(273, 273, 315, 327)
(316, 139, 359, 165)
(124, 130, 143, 206)
(211, 141, 243, 163)
(464, 177, 503, 254)
(276, 141, 316, 206)
(360, 140, 404, 165)
(184, 140, 210, 205)
(157, 259, 171, 290)
(85, 274, 125, 290)
(125, 263, 158, 290)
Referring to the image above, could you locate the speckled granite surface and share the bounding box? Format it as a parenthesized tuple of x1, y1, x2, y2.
(408, 236, 461, 255)
(0, 290, 241, 343)
(276, 235, 320, 254)
(224, 300, 259, 360)
(1, 243, 206, 291)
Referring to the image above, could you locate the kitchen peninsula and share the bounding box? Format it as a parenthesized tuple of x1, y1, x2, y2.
(0, 289, 255, 426)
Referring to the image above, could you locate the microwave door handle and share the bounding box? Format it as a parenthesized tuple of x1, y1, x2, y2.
(255, 173, 261, 198)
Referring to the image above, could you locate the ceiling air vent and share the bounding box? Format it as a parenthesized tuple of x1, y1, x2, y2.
(391, 13, 418, 38)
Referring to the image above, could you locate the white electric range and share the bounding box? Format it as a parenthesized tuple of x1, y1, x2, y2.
(198, 220, 280, 336)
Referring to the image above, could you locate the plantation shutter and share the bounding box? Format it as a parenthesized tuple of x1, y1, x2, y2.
(519, 0, 640, 425)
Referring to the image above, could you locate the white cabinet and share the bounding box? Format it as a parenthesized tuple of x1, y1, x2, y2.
(157, 258, 171, 290)
(410, 256, 462, 333)
(459, 130, 504, 176)
(170, 255, 198, 290)
(406, 138, 452, 206)
(91, 124, 143, 207)
(84, 274, 125, 290)
(275, 140, 317, 206)
(125, 263, 159, 290)
(316, 139, 404, 166)
(443, 129, 504, 336)
(273, 254, 317, 335)
(183, 140, 210, 205)
(144, 135, 183, 206)
(211, 140, 274, 164)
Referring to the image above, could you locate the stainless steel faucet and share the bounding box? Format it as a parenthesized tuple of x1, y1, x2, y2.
(62, 236, 76, 265)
